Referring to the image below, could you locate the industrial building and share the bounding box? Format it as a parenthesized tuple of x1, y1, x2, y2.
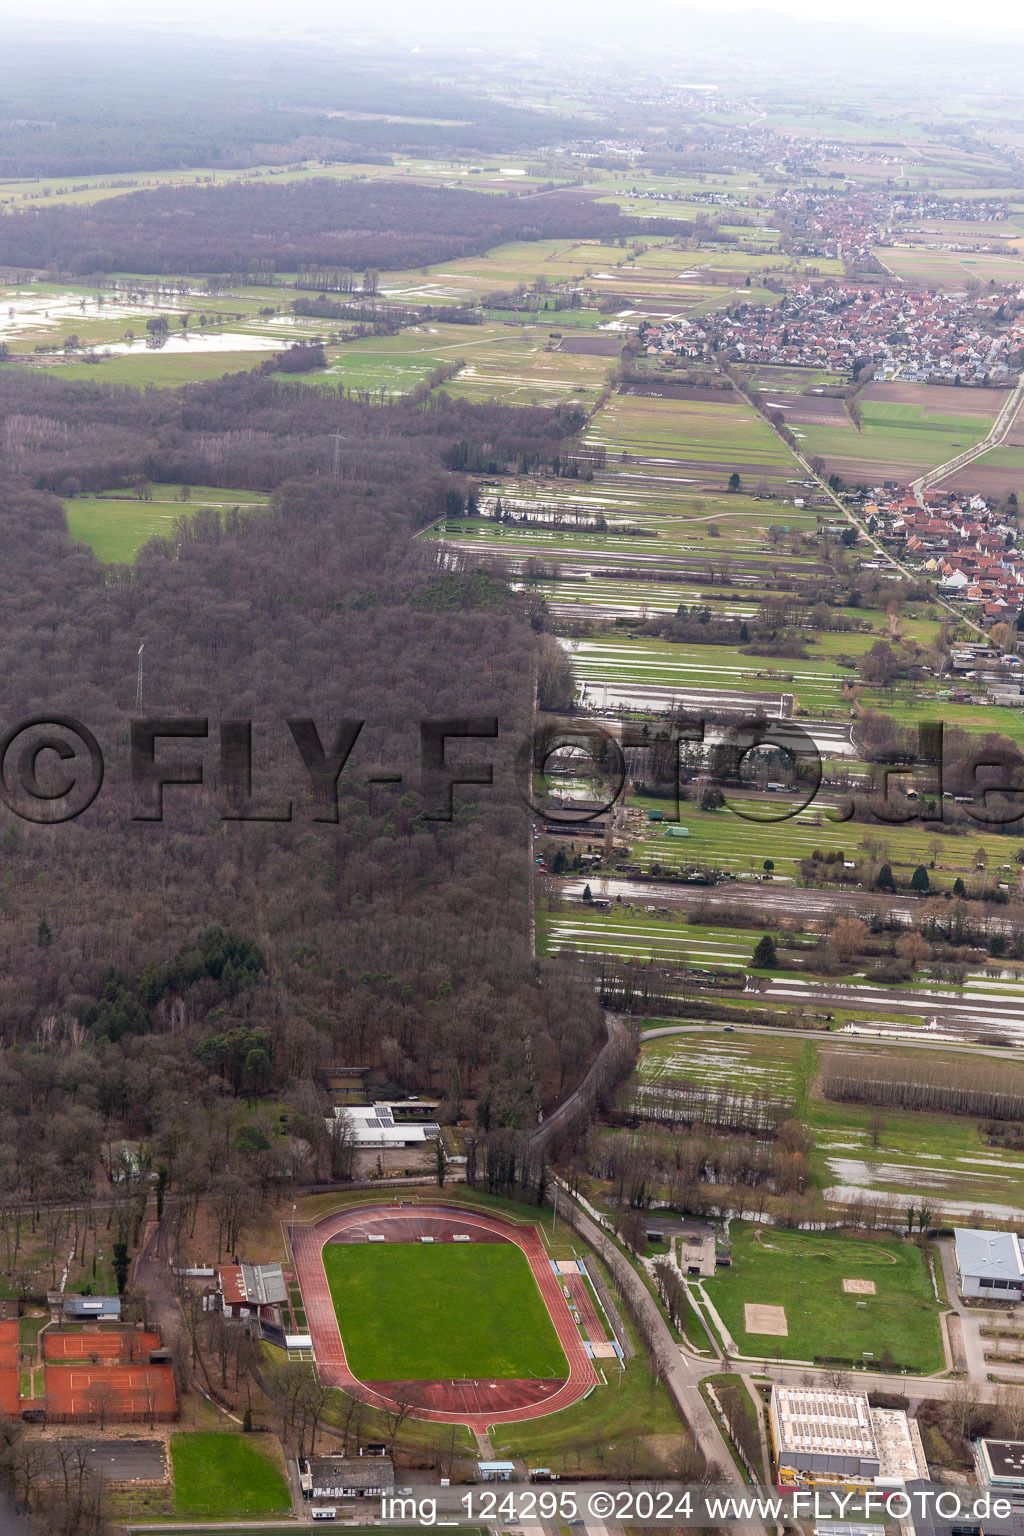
(769, 1387, 927, 1489)
(953, 1228, 1024, 1301)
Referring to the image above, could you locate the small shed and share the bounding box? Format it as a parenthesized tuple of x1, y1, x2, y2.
(664, 825, 690, 837)
(478, 1461, 517, 1482)
(647, 809, 665, 822)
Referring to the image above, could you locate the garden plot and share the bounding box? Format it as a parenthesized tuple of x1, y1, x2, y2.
(538, 909, 782, 970)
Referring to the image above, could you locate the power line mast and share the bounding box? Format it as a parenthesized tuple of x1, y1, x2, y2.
(135, 642, 145, 713)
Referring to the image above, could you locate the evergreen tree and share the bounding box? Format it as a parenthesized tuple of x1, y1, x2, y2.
(910, 864, 930, 893)
(876, 863, 896, 891)
(953, 876, 967, 897)
(751, 934, 778, 969)
(113, 1240, 129, 1295)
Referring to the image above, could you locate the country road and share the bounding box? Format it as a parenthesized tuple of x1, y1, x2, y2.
(547, 1187, 740, 1480)
(726, 360, 991, 638)
(911, 375, 1024, 502)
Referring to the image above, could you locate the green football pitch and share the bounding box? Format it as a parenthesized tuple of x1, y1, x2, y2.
(321, 1241, 569, 1380)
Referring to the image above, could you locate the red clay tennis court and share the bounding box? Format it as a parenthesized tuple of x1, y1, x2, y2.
(292, 1202, 598, 1429)
(45, 1362, 177, 1423)
(0, 1320, 18, 1417)
(43, 1330, 161, 1362)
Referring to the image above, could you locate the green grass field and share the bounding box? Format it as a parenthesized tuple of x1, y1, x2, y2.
(321, 1241, 568, 1380)
(65, 484, 269, 562)
(705, 1221, 944, 1371)
(23, 350, 267, 388)
(170, 1433, 291, 1519)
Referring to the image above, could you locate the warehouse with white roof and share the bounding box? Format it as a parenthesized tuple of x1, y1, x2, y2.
(953, 1228, 1024, 1301)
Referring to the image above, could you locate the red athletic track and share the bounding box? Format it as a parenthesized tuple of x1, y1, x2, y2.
(565, 1271, 607, 1344)
(291, 1203, 598, 1429)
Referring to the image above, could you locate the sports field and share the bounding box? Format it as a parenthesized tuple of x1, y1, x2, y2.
(704, 1221, 943, 1371)
(322, 1241, 568, 1380)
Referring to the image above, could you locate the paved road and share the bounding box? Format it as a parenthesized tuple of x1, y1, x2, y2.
(527, 1012, 631, 1161)
(549, 1187, 736, 1478)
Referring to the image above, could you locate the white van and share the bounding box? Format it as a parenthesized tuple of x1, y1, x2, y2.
(312, 1509, 338, 1522)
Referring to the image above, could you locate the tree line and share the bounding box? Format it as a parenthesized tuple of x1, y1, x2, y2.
(820, 1050, 1024, 1121)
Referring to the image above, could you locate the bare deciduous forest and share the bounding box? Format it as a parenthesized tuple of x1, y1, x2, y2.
(0, 366, 606, 1244)
(0, 179, 685, 276)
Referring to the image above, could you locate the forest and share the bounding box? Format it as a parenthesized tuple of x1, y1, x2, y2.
(0, 363, 606, 1270)
(0, 178, 684, 277)
(0, 28, 589, 177)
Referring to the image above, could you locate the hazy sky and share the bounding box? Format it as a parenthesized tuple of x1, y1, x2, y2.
(2, 0, 1024, 39)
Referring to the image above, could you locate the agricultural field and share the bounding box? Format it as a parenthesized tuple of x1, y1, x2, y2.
(584, 389, 804, 491)
(797, 393, 1000, 483)
(320, 1242, 568, 1380)
(618, 788, 1024, 892)
(873, 245, 1024, 287)
(704, 1222, 944, 1371)
(634, 1028, 1024, 1222)
(37, 349, 270, 389)
(170, 1433, 291, 1519)
(65, 485, 269, 563)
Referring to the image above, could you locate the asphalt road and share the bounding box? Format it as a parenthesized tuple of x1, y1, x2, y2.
(548, 1187, 739, 1480)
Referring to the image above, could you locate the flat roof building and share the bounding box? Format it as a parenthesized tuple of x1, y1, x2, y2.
(329, 1103, 441, 1149)
(954, 1228, 1024, 1301)
(770, 1387, 880, 1485)
(870, 1407, 929, 1486)
(219, 1262, 288, 1315)
(977, 1439, 1024, 1499)
(769, 1388, 925, 1488)
(63, 1296, 121, 1321)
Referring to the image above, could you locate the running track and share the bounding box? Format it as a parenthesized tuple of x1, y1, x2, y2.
(291, 1203, 598, 1429)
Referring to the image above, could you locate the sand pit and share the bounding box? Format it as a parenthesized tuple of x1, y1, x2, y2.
(744, 1303, 788, 1336)
(843, 1278, 876, 1295)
